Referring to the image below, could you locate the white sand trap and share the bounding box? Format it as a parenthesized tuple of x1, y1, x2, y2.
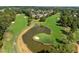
(24, 16, 27, 18)
(74, 14, 77, 17)
(33, 36, 40, 41)
(17, 14, 21, 16)
(11, 21, 15, 24)
(9, 8, 11, 10)
(13, 42, 16, 46)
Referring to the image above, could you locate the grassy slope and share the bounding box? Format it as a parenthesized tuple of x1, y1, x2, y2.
(45, 13, 62, 40)
(3, 14, 28, 52)
(35, 13, 63, 45)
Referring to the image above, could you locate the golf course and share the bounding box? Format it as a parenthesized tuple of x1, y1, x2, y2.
(3, 13, 62, 52)
(0, 7, 79, 53)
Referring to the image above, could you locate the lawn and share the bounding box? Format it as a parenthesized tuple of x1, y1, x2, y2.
(3, 14, 28, 52)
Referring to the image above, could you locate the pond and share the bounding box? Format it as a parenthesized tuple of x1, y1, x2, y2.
(22, 25, 52, 52)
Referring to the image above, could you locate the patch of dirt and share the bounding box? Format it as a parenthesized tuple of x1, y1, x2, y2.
(3, 32, 13, 41)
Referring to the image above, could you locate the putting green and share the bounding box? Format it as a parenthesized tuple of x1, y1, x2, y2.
(34, 33, 52, 45)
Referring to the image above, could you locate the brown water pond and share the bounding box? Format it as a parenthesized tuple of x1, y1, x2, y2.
(22, 25, 53, 53)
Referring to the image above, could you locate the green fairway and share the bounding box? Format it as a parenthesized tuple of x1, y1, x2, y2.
(44, 13, 62, 41)
(3, 14, 28, 52)
(35, 13, 63, 45)
(8, 14, 28, 35)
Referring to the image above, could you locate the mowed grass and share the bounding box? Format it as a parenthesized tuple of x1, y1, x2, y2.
(34, 33, 53, 45)
(3, 14, 28, 52)
(9, 14, 28, 36)
(44, 13, 62, 40)
(36, 13, 63, 45)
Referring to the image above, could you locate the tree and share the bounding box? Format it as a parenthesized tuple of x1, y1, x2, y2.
(56, 8, 79, 52)
(0, 8, 16, 48)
